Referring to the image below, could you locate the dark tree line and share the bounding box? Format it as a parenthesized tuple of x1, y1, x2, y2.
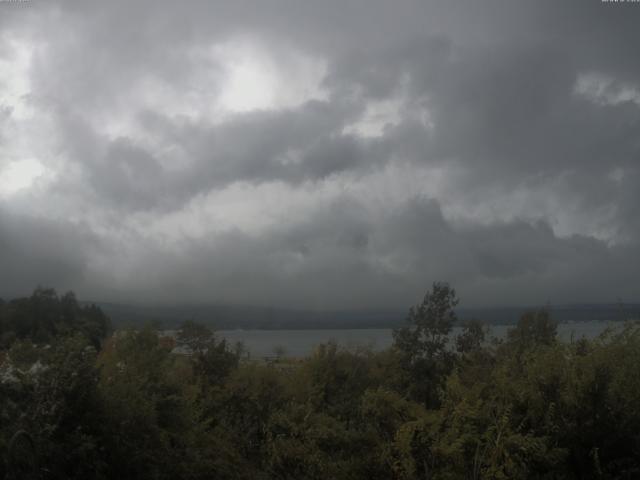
(0, 287, 110, 349)
(1, 284, 640, 479)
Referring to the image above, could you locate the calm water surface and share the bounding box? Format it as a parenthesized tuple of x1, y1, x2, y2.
(217, 320, 624, 358)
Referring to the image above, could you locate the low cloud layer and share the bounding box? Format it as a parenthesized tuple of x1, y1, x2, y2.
(1, 0, 639, 309)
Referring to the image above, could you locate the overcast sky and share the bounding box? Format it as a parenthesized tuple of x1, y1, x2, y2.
(0, 0, 639, 309)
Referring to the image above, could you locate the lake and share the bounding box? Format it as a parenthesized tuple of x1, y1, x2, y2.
(217, 320, 627, 358)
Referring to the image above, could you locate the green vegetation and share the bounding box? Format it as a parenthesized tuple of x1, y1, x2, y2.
(1, 284, 640, 479)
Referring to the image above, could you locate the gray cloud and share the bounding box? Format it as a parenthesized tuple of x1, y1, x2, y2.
(0, 0, 639, 308)
(0, 208, 99, 297)
(83, 195, 639, 308)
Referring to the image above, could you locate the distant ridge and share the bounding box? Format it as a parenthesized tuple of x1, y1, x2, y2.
(86, 301, 640, 330)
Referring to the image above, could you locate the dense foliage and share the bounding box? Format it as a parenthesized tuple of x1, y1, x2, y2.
(1, 284, 640, 479)
(0, 287, 110, 349)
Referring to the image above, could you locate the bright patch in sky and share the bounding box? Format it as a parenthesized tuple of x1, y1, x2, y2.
(574, 72, 640, 107)
(0, 158, 46, 196)
(216, 40, 327, 113)
(220, 55, 277, 112)
(343, 97, 404, 138)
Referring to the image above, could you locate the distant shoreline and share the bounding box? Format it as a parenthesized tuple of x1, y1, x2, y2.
(93, 301, 640, 330)
(166, 320, 631, 358)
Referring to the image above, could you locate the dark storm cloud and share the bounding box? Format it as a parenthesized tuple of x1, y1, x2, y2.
(54, 101, 371, 211)
(0, 209, 97, 297)
(103, 196, 640, 308)
(1, 0, 639, 307)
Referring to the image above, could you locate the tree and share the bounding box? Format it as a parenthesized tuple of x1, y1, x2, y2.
(456, 319, 487, 354)
(507, 309, 557, 350)
(97, 327, 202, 479)
(177, 320, 239, 388)
(0, 335, 107, 480)
(0, 288, 110, 350)
(393, 282, 458, 407)
(177, 320, 214, 355)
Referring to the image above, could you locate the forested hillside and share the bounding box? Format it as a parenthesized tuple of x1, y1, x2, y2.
(1, 284, 639, 479)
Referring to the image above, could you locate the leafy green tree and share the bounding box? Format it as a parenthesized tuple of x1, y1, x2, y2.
(456, 319, 488, 354)
(3, 284, 640, 479)
(393, 282, 458, 407)
(0, 287, 110, 350)
(507, 309, 557, 350)
(0, 335, 107, 479)
(265, 404, 362, 479)
(359, 387, 426, 477)
(177, 320, 214, 354)
(298, 342, 376, 419)
(177, 320, 239, 389)
(206, 363, 287, 476)
(97, 327, 204, 479)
